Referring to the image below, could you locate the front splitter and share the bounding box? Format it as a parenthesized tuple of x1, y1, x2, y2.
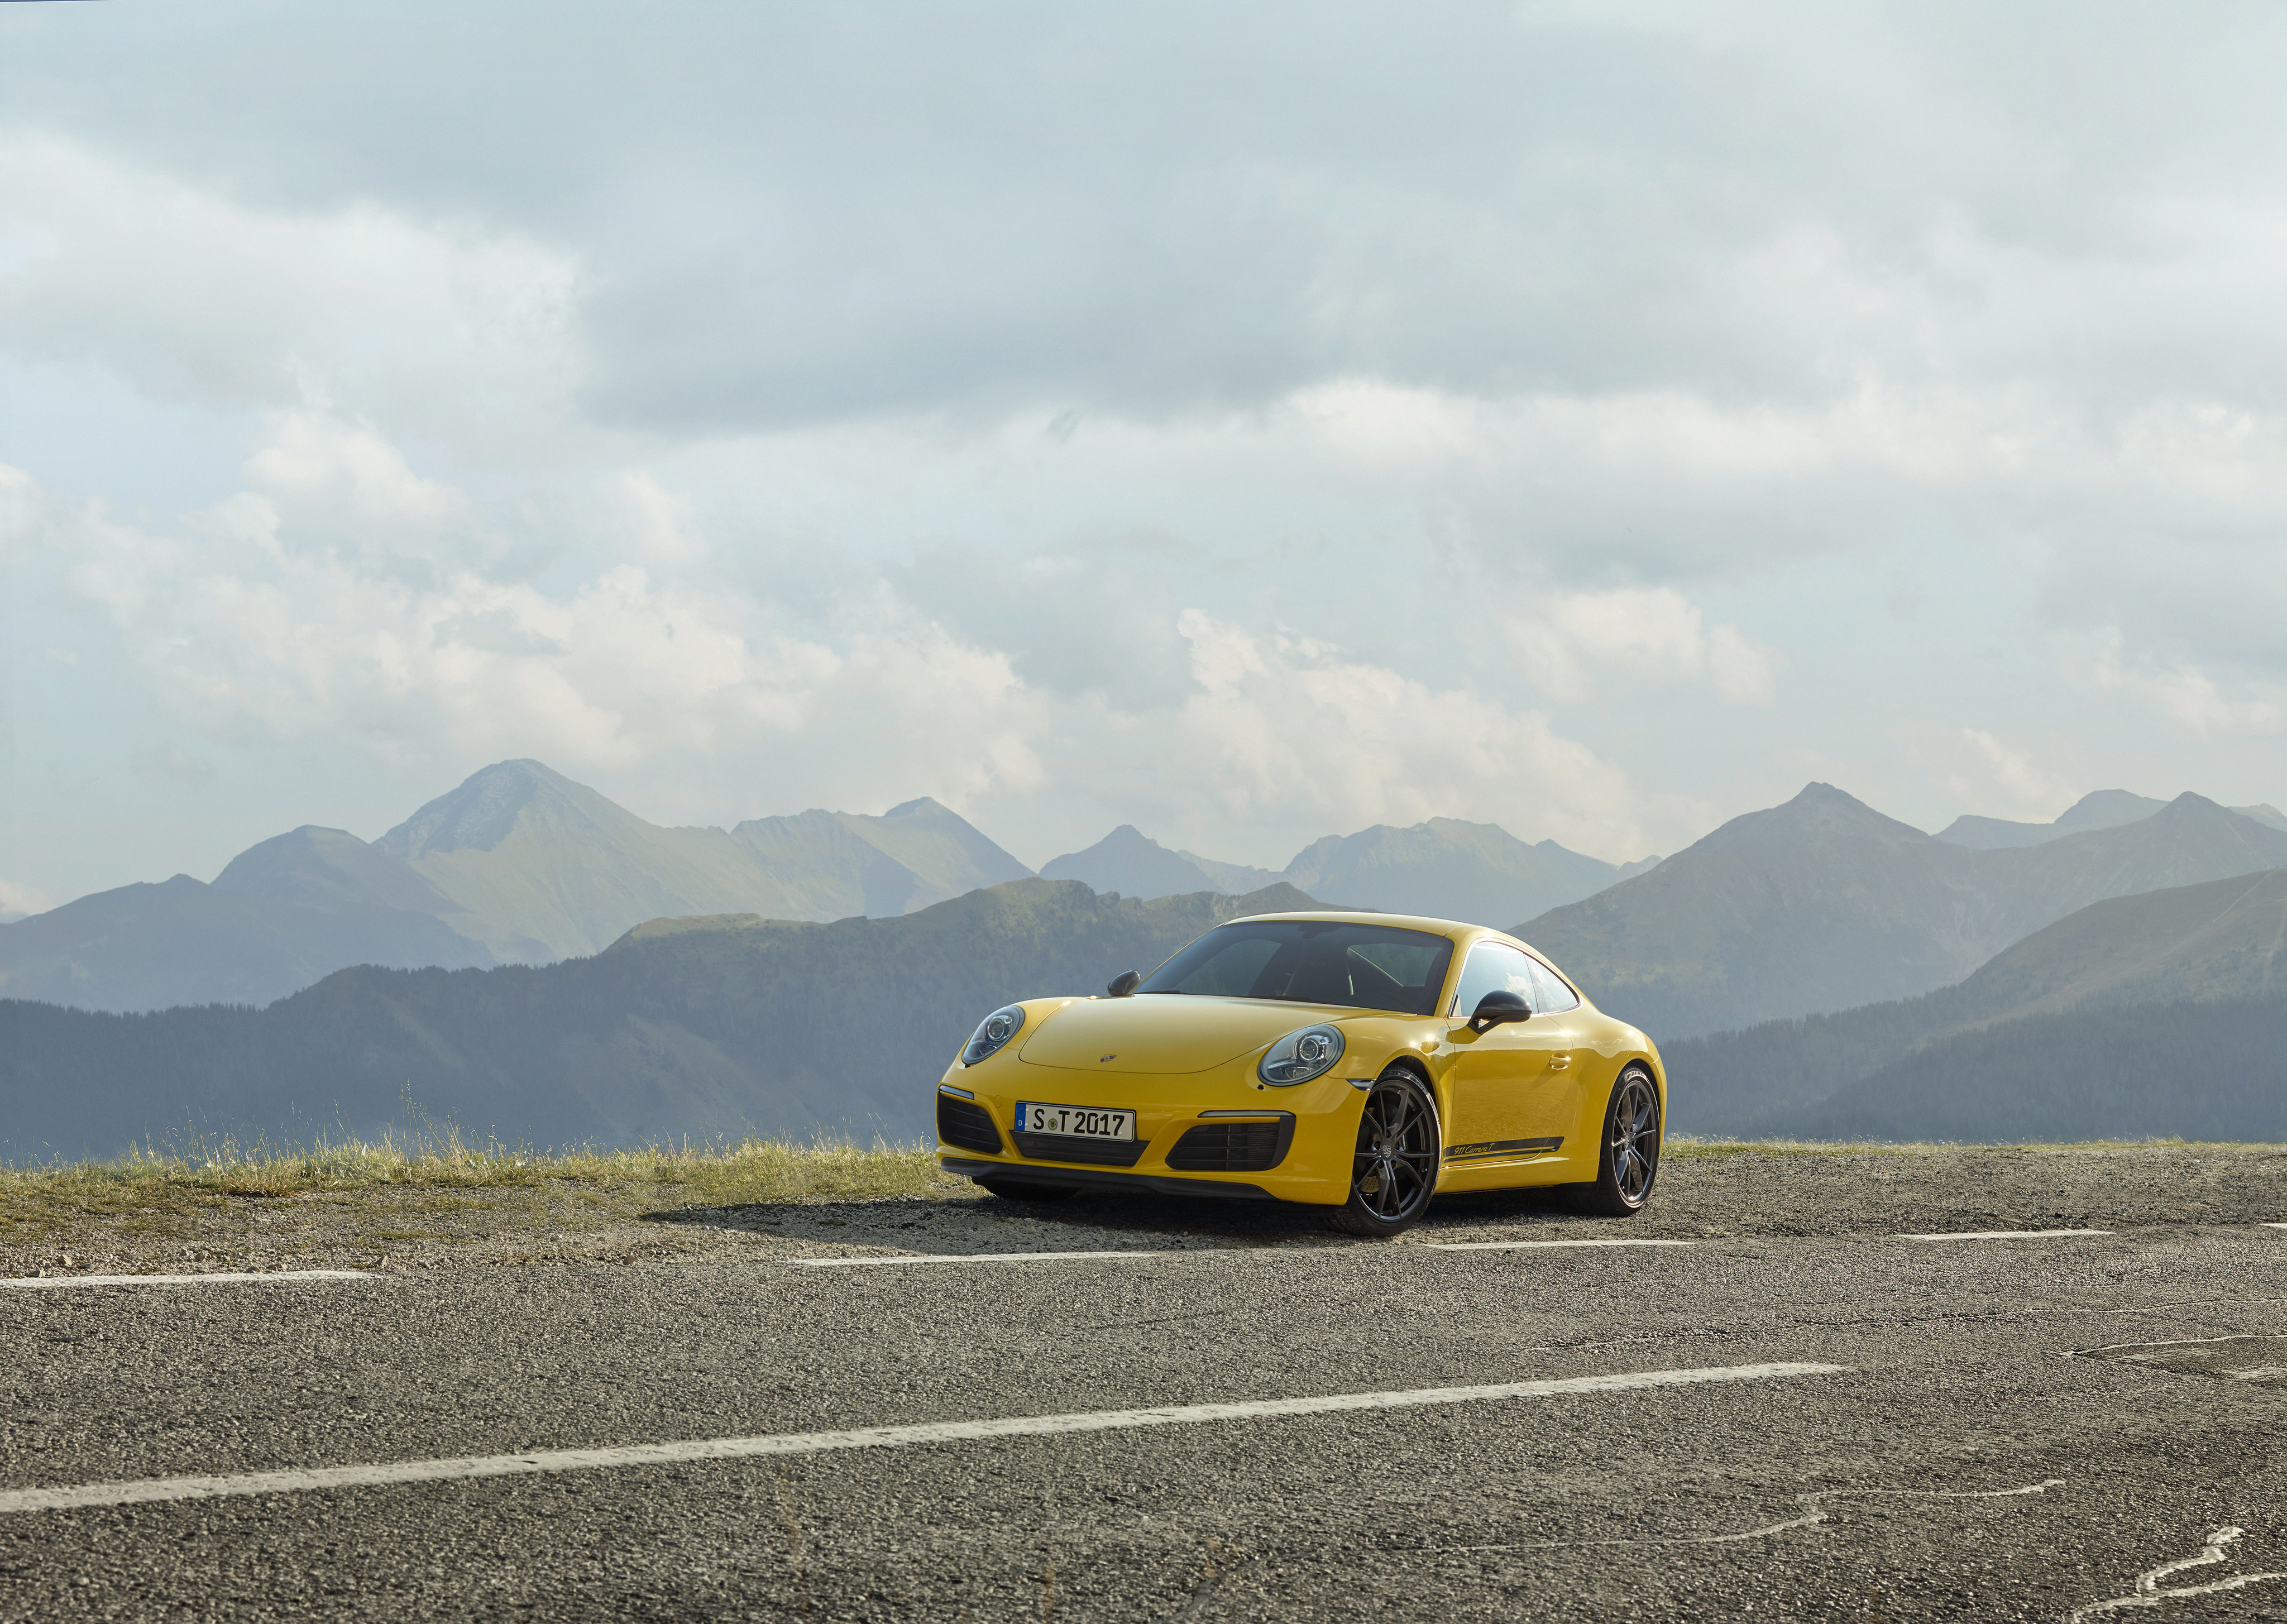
(938, 1157, 1276, 1201)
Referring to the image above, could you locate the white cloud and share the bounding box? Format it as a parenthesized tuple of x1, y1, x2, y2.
(241, 411, 471, 561)
(1508, 586, 1776, 706)
(0, 461, 36, 555)
(1168, 609, 1650, 857)
(0, 133, 583, 454)
(2092, 647, 2283, 736)
(15, 421, 1051, 806)
(1943, 729, 2075, 821)
(0, 878, 52, 922)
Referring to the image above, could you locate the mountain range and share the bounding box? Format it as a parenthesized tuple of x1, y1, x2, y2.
(1515, 785, 2287, 1040)
(1935, 788, 2287, 850)
(0, 881, 1319, 1162)
(11, 759, 2287, 1155)
(1039, 818, 1657, 921)
(1661, 866, 2287, 1142)
(2, 761, 1661, 1014)
(0, 762, 1034, 1012)
(16, 852, 2287, 1161)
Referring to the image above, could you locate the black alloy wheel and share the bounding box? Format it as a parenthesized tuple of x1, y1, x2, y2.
(1329, 1069, 1441, 1237)
(1570, 1065, 1661, 1216)
(977, 1178, 1079, 1202)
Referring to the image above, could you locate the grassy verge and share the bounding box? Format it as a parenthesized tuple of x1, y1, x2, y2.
(0, 1131, 965, 1275)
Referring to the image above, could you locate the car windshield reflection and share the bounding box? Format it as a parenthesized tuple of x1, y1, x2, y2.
(1136, 920, 1455, 1015)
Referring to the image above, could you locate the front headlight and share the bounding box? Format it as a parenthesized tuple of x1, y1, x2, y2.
(1259, 1023, 1345, 1086)
(961, 1005, 1027, 1066)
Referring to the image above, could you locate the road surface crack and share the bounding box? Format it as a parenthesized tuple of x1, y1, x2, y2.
(2068, 1525, 2287, 1621)
(1434, 1478, 2064, 1553)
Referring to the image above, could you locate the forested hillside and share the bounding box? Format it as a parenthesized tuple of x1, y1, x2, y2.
(1793, 995, 2287, 1142)
(1664, 868, 2287, 1138)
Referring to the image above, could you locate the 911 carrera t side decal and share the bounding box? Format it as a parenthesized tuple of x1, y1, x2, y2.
(1443, 1137, 1564, 1162)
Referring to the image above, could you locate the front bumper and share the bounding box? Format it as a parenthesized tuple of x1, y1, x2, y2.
(935, 1058, 1360, 1206)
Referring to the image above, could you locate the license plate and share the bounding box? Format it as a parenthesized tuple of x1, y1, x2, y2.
(1015, 1102, 1135, 1140)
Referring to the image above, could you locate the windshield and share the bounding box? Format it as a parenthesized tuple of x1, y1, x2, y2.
(1138, 920, 1455, 1015)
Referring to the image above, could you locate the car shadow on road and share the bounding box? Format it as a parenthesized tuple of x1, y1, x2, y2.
(640, 1181, 1616, 1254)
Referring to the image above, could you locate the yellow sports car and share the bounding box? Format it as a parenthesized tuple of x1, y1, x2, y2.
(934, 910, 1665, 1236)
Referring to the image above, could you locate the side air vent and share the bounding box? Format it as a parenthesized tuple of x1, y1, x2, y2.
(937, 1094, 1002, 1155)
(1165, 1114, 1295, 1172)
(1011, 1132, 1147, 1167)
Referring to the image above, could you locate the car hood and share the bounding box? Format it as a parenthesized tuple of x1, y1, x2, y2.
(1017, 995, 1347, 1075)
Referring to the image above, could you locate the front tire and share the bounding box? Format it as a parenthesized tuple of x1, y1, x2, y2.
(1570, 1065, 1661, 1216)
(1328, 1069, 1441, 1237)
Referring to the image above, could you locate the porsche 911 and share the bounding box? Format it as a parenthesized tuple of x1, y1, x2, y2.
(933, 910, 1664, 1236)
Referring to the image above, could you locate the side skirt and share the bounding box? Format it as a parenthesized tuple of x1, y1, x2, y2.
(1443, 1137, 1564, 1163)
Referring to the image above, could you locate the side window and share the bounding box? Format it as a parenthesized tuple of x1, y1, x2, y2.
(1525, 955, 1581, 1013)
(1448, 942, 1538, 1017)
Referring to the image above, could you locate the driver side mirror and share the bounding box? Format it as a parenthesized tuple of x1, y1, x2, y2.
(1468, 989, 1532, 1033)
(1106, 970, 1142, 998)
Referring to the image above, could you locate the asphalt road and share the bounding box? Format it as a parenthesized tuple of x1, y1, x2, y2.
(10, 1172, 2287, 1621)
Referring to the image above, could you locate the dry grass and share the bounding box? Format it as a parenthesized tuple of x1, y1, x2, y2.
(0, 1128, 958, 1208)
(0, 1129, 965, 1275)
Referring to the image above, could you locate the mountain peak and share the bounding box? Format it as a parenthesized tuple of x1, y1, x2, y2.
(881, 796, 954, 820)
(1283, 816, 1638, 926)
(1703, 782, 1922, 849)
(1040, 825, 1218, 899)
(1786, 782, 1867, 809)
(2156, 791, 2226, 819)
(375, 760, 637, 860)
(2058, 788, 2165, 826)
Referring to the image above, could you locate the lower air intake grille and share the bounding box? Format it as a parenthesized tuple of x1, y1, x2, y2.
(1165, 1115, 1294, 1172)
(1012, 1132, 1147, 1167)
(937, 1094, 1002, 1155)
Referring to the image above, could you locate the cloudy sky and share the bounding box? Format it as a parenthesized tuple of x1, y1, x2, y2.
(5, 1, 2286, 913)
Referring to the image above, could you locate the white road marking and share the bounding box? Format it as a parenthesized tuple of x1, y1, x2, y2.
(0, 1271, 376, 1290)
(1898, 1228, 2112, 1241)
(2264, 1223, 2287, 1231)
(0, 1361, 1845, 1515)
(2069, 1525, 2287, 1621)
(794, 1250, 1169, 1267)
(1428, 1239, 1694, 1251)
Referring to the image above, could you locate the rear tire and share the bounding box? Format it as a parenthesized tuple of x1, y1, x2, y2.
(1328, 1069, 1441, 1238)
(1568, 1065, 1661, 1216)
(977, 1179, 1079, 1202)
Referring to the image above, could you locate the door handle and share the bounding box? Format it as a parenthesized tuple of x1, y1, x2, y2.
(1548, 1054, 1571, 1070)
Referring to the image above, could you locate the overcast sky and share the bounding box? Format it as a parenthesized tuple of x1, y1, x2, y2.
(5, 1, 2286, 912)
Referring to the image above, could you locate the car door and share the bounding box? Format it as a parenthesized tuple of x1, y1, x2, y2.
(1442, 942, 1578, 1167)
